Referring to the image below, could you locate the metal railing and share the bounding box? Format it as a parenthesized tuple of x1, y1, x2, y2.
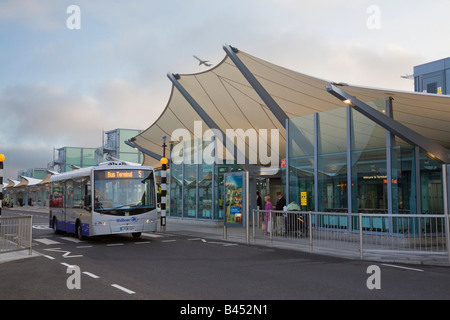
(0, 216, 33, 255)
(252, 210, 450, 260)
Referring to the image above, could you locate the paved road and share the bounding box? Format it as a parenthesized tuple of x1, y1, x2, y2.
(1, 208, 450, 304)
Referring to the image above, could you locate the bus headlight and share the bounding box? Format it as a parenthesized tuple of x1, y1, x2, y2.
(145, 219, 150, 224)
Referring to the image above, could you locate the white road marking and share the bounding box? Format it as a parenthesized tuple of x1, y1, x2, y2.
(106, 243, 124, 247)
(83, 272, 100, 279)
(381, 263, 424, 272)
(61, 262, 74, 268)
(111, 284, 135, 294)
(35, 238, 61, 245)
(59, 237, 84, 243)
(44, 248, 83, 258)
(142, 233, 164, 238)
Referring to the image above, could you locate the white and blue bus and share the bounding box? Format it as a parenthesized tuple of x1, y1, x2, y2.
(49, 161, 158, 239)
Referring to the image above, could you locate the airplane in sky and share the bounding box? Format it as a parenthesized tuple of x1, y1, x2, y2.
(193, 55, 213, 67)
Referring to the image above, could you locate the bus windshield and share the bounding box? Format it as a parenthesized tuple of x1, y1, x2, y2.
(94, 169, 156, 215)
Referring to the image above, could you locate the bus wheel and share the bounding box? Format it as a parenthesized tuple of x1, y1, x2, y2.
(132, 232, 141, 239)
(76, 220, 85, 240)
(52, 217, 59, 234)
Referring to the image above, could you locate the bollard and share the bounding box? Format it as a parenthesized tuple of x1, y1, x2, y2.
(160, 136, 168, 232)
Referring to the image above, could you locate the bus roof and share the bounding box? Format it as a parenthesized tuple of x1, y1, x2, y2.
(49, 161, 154, 183)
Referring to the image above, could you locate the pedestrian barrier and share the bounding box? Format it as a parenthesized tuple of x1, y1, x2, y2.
(0, 216, 33, 255)
(252, 210, 450, 261)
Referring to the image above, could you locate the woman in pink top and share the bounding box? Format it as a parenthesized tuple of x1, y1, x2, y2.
(264, 195, 272, 234)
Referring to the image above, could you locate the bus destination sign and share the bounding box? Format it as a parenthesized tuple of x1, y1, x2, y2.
(105, 170, 143, 179)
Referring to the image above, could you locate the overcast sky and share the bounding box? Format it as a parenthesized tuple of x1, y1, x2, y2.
(1, 0, 450, 179)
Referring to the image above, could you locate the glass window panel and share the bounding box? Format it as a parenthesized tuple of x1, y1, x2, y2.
(119, 129, 141, 153)
(66, 147, 81, 166)
(288, 156, 314, 211)
(288, 114, 315, 158)
(169, 162, 182, 217)
(198, 163, 212, 219)
(215, 165, 228, 220)
(82, 148, 97, 167)
(420, 150, 443, 214)
(183, 164, 197, 217)
(392, 145, 415, 214)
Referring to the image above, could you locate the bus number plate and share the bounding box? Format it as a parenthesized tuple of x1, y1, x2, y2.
(120, 226, 135, 231)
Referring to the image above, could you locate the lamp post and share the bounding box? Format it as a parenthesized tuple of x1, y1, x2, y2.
(0, 153, 5, 216)
(160, 136, 168, 231)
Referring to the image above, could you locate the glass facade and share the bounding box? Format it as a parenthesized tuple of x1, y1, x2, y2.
(287, 101, 446, 234)
(103, 129, 143, 163)
(168, 140, 242, 220)
(164, 98, 447, 230)
(55, 147, 98, 173)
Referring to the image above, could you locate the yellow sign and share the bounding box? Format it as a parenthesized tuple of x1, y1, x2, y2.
(301, 192, 307, 206)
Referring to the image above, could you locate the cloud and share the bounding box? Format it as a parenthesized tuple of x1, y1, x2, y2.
(0, 78, 166, 179)
(0, 0, 61, 31)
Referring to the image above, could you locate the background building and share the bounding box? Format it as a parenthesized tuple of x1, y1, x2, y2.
(52, 146, 98, 173)
(102, 128, 143, 164)
(414, 57, 450, 94)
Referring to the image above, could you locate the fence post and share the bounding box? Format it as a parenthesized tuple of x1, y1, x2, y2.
(309, 211, 313, 252)
(246, 208, 249, 244)
(28, 216, 33, 255)
(359, 211, 364, 259)
(269, 210, 273, 246)
(442, 164, 450, 262)
(252, 209, 255, 243)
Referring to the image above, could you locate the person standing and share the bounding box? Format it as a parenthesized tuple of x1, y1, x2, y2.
(275, 192, 286, 235)
(256, 191, 262, 210)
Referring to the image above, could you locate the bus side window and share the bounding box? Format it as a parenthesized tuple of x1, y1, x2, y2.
(84, 183, 91, 210)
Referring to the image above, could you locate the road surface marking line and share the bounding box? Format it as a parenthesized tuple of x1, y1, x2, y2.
(61, 262, 74, 268)
(34, 238, 61, 245)
(59, 237, 84, 243)
(162, 240, 176, 243)
(83, 272, 100, 279)
(111, 284, 135, 294)
(106, 243, 124, 247)
(381, 263, 424, 272)
(142, 233, 163, 238)
(43, 255, 55, 260)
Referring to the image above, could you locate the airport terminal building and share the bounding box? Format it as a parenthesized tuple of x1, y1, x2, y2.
(4, 46, 450, 236)
(128, 45, 450, 232)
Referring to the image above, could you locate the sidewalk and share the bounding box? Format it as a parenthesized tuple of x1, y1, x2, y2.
(2, 206, 450, 267)
(163, 218, 450, 266)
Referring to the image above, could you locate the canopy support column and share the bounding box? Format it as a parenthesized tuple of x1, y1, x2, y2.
(168, 73, 256, 173)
